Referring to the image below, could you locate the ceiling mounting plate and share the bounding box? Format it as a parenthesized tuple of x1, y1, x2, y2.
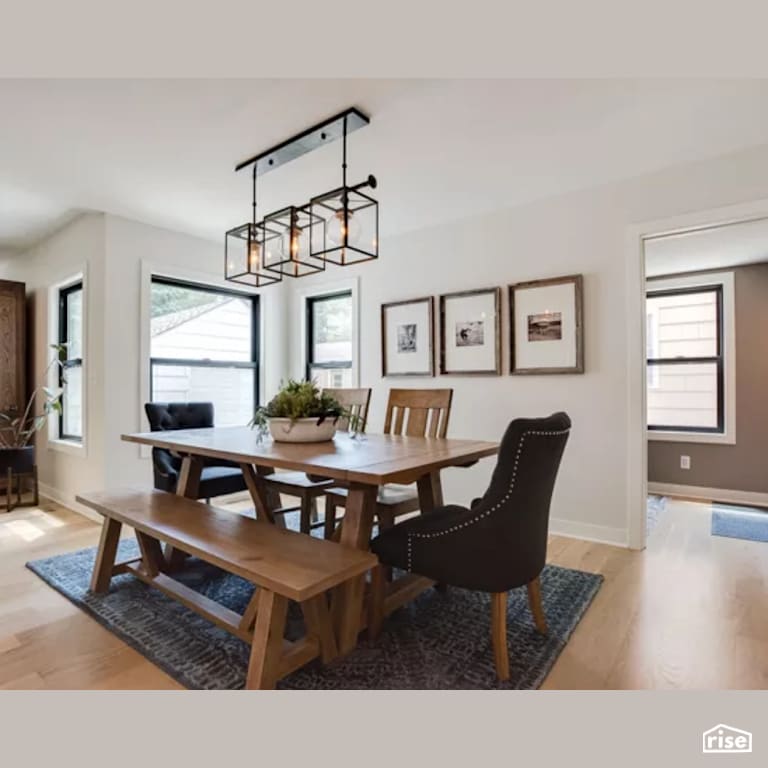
(234, 107, 370, 175)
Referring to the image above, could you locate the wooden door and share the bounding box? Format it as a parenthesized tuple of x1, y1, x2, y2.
(0, 280, 26, 419)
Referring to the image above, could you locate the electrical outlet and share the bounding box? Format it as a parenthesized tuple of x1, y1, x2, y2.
(680, 455, 691, 470)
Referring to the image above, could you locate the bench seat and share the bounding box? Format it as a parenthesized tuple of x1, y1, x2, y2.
(76, 488, 377, 689)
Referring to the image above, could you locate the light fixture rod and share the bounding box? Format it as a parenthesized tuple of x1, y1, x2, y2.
(234, 107, 370, 175)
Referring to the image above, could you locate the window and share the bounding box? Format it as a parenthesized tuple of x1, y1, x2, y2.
(58, 281, 83, 441)
(150, 277, 259, 426)
(646, 285, 723, 433)
(306, 291, 353, 387)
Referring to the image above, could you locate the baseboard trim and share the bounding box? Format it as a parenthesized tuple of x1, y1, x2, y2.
(648, 482, 768, 509)
(549, 517, 628, 548)
(38, 482, 101, 523)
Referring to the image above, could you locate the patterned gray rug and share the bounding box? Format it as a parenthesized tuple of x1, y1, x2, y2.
(27, 540, 602, 689)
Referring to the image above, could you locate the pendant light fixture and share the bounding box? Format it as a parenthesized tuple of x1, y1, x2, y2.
(225, 107, 378, 285)
(225, 164, 282, 287)
(310, 115, 379, 266)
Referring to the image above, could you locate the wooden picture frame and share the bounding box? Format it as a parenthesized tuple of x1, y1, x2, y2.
(439, 287, 501, 375)
(509, 274, 584, 374)
(381, 296, 435, 377)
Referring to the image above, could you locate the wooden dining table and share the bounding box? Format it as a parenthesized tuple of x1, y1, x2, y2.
(121, 426, 499, 654)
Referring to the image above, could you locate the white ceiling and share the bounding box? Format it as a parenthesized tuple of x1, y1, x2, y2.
(645, 217, 768, 277)
(5, 79, 768, 251)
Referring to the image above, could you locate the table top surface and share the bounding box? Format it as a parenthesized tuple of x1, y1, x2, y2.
(122, 427, 499, 485)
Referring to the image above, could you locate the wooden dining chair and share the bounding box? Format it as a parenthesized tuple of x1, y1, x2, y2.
(262, 387, 372, 534)
(323, 388, 453, 538)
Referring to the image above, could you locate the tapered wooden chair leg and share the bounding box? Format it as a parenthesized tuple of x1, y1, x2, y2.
(527, 576, 548, 634)
(491, 591, 510, 681)
(300, 495, 312, 534)
(368, 564, 386, 642)
(323, 496, 337, 539)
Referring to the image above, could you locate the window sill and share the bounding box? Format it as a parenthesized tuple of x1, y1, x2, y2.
(647, 430, 735, 446)
(48, 438, 87, 457)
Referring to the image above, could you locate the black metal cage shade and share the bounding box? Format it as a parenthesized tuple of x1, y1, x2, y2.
(262, 205, 326, 278)
(309, 185, 379, 266)
(225, 222, 283, 287)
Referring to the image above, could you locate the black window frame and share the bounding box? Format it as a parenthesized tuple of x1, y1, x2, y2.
(305, 290, 353, 383)
(149, 276, 260, 410)
(646, 284, 724, 434)
(58, 280, 84, 442)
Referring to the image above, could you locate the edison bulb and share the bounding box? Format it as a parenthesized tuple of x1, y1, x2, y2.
(248, 240, 261, 271)
(280, 226, 303, 259)
(328, 209, 361, 246)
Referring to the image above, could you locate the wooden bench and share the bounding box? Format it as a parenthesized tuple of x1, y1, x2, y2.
(76, 489, 377, 689)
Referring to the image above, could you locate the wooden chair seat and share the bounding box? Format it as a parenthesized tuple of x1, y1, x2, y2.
(77, 488, 377, 689)
(266, 471, 335, 491)
(326, 484, 418, 507)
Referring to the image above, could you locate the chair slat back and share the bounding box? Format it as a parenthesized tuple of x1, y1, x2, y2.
(383, 388, 453, 438)
(323, 388, 372, 432)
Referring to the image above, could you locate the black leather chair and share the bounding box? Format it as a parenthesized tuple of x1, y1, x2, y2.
(144, 402, 247, 499)
(368, 412, 571, 681)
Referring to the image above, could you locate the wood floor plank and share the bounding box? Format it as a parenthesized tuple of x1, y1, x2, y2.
(3, 496, 768, 689)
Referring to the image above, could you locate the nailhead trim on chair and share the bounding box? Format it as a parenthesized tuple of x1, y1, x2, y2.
(406, 428, 570, 571)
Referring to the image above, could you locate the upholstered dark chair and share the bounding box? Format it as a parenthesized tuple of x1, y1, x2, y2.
(144, 402, 247, 499)
(368, 412, 571, 681)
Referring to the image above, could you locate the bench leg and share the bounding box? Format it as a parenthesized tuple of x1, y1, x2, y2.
(246, 589, 288, 690)
(301, 594, 338, 663)
(136, 531, 166, 578)
(90, 518, 123, 593)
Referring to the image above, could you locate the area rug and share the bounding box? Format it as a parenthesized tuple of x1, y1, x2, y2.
(27, 540, 602, 690)
(711, 503, 768, 543)
(646, 495, 666, 535)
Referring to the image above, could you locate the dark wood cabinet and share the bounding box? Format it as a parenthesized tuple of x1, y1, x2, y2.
(0, 280, 26, 419)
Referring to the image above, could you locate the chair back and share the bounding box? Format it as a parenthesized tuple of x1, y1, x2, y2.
(323, 388, 372, 432)
(470, 412, 571, 590)
(383, 388, 453, 438)
(144, 402, 214, 432)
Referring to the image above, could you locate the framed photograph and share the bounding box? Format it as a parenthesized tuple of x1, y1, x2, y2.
(509, 274, 584, 374)
(439, 287, 501, 375)
(381, 296, 434, 376)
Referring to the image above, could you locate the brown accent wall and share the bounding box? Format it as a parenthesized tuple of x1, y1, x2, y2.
(648, 263, 768, 493)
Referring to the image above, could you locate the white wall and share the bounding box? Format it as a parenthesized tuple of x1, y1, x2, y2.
(101, 215, 288, 489)
(17, 213, 107, 513)
(286, 142, 768, 547)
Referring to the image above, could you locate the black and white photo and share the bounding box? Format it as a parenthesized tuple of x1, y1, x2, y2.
(382, 297, 434, 376)
(439, 288, 501, 374)
(397, 323, 417, 353)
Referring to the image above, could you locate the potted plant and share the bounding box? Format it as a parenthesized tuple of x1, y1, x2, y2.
(0, 345, 65, 482)
(250, 379, 352, 443)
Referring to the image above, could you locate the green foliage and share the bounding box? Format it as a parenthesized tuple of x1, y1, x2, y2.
(0, 344, 65, 450)
(249, 379, 352, 439)
(151, 283, 225, 318)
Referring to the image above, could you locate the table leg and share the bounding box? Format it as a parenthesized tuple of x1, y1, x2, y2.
(240, 463, 285, 527)
(332, 482, 377, 655)
(165, 455, 203, 571)
(417, 470, 444, 513)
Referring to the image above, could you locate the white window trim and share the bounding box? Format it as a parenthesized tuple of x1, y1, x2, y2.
(47, 267, 88, 456)
(297, 276, 360, 387)
(646, 270, 735, 445)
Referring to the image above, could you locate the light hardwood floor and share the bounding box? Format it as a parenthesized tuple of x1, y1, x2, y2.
(1, 496, 767, 689)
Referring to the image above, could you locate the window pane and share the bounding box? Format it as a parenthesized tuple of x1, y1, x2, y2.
(65, 288, 83, 359)
(151, 364, 255, 426)
(647, 362, 719, 429)
(62, 364, 83, 438)
(309, 366, 353, 389)
(646, 290, 718, 359)
(312, 294, 352, 363)
(151, 282, 252, 362)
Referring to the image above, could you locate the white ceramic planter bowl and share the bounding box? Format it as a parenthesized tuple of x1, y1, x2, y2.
(268, 417, 337, 443)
